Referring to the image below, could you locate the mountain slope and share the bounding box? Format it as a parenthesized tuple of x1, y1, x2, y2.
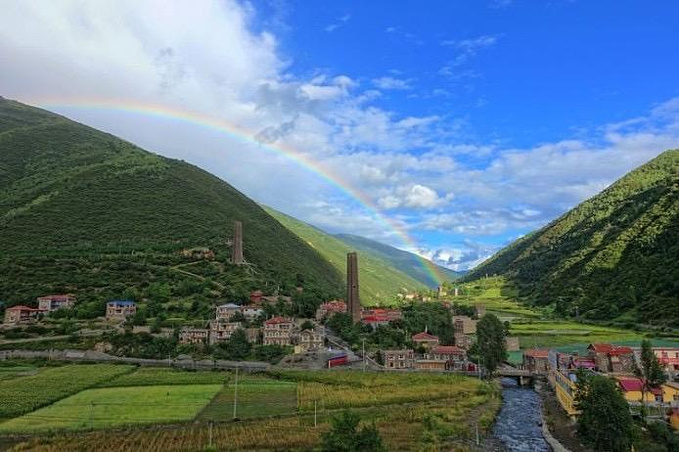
(0, 97, 343, 314)
(334, 234, 460, 287)
(263, 207, 426, 304)
(465, 149, 679, 326)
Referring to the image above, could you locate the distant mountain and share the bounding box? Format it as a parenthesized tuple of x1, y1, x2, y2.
(0, 98, 342, 315)
(263, 207, 428, 304)
(334, 234, 461, 287)
(464, 150, 679, 326)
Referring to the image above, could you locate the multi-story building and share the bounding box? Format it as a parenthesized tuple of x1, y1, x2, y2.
(523, 349, 550, 374)
(424, 345, 467, 370)
(315, 300, 347, 321)
(215, 303, 241, 321)
(37, 295, 76, 312)
(411, 330, 440, 350)
(382, 349, 414, 369)
(210, 321, 242, 344)
(179, 327, 210, 345)
(3, 305, 43, 325)
(106, 300, 136, 320)
(263, 316, 295, 346)
(633, 347, 679, 375)
(298, 326, 326, 351)
(587, 343, 636, 373)
(453, 315, 477, 335)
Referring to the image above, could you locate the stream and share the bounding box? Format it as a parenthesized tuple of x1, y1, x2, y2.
(492, 378, 551, 451)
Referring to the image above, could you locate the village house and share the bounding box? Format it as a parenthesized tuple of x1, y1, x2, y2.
(411, 330, 440, 350)
(297, 326, 326, 352)
(263, 316, 295, 346)
(415, 359, 447, 371)
(382, 349, 414, 369)
(424, 345, 466, 370)
(453, 315, 477, 335)
(37, 294, 75, 312)
(239, 306, 264, 320)
(209, 321, 242, 344)
(215, 303, 241, 321)
(180, 247, 215, 260)
(455, 332, 476, 350)
(615, 377, 662, 403)
(249, 290, 264, 305)
(662, 381, 679, 405)
(315, 300, 347, 321)
(523, 349, 550, 374)
(361, 308, 402, 328)
(587, 343, 636, 373)
(635, 347, 679, 375)
(179, 327, 210, 345)
(3, 305, 43, 325)
(106, 300, 136, 320)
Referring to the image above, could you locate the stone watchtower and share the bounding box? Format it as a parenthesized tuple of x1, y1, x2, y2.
(232, 220, 243, 265)
(346, 252, 361, 323)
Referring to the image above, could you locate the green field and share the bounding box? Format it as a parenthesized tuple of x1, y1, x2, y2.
(0, 364, 133, 419)
(100, 367, 230, 387)
(0, 384, 222, 433)
(197, 376, 297, 421)
(448, 277, 542, 318)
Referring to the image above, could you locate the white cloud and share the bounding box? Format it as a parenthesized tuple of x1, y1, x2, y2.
(378, 184, 453, 210)
(371, 76, 414, 90)
(324, 14, 351, 33)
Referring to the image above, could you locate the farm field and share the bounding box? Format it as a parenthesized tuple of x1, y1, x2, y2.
(3, 369, 500, 451)
(99, 367, 230, 387)
(197, 376, 297, 421)
(0, 384, 222, 433)
(0, 364, 133, 420)
(449, 277, 542, 319)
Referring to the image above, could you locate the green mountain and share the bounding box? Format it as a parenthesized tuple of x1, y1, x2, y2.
(0, 97, 343, 317)
(334, 234, 460, 287)
(464, 150, 679, 326)
(263, 207, 431, 304)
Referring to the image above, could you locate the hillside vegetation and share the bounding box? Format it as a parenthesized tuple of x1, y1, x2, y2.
(264, 207, 425, 304)
(335, 233, 460, 287)
(465, 150, 679, 327)
(0, 98, 342, 316)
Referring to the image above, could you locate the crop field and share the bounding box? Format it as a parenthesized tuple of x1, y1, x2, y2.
(451, 277, 542, 319)
(7, 370, 499, 452)
(197, 376, 297, 421)
(0, 384, 222, 433)
(0, 366, 38, 381)
(509, 320, 644, 348)
(99, 367, 230, 387)
(0, 364, 133, 419)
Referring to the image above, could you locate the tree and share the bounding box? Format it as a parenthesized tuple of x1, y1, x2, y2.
(475, 313, 506, 376)
(300, 320, 314, 331)
(575, 373, 633, 452)
(322, 411, 384, 452)
(635, 339, 666, 419)
(224, 328, 251, 360)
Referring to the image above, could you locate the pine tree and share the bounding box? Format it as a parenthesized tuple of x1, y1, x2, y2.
(635, 339, 666, 419)
(475, 313, 507, 377)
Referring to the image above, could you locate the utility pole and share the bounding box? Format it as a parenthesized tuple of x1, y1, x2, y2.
(314, 400, 317, 428)
(209, 421, 213, 447)
(362, 338, 366, 371)
(475, 422, 480, 445)
(232, 367, 239, 419)
(89, 401, 94, 430)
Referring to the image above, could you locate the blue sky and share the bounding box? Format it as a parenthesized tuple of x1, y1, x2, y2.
(1, 1, 678, 269)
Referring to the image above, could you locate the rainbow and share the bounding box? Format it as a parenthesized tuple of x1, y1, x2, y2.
(29, 96, 443, 287)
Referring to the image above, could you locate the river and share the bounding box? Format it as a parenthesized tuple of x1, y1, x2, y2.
(492, 378, 551, 451)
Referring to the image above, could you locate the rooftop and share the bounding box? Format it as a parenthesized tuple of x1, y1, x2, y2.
(108, 300, 135, 307)
(265, 316, 293, 325)
(412, 331, 439, 341)
(432, 345, 464, 354)
(524, 349, 550, 359)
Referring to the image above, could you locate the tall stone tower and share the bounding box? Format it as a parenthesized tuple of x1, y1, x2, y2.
(232, 220, 243, 265)
(346, 252, 361, 323)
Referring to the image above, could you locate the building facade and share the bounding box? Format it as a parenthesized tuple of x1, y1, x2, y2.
(298, 326, 326, 351)
(382, 349, 414, 369)
(210, 321, 242, 344)
(453, 316, 477, 335)
(37, 295, 75, 312)
(587, 343, 636, 373)
(263, 316, 295, 346)
(179, 328, 210, 345)
(411, 331, 440, 350)
(3, 306, 43, 325)
(106, 300, 136, 320)
(315, 300, 347, 321)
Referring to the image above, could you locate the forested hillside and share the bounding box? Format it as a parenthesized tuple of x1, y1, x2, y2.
(0, 98, 343, 318)
(335, 234, 460, 287)
(464, 150, 679, 327)
(264, 207, 426, 304)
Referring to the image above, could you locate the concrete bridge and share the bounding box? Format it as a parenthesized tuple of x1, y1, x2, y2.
(498, 367, 534, 385)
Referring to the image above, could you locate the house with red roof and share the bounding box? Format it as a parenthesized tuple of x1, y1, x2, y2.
(263, 316, 295, 346)
(315, 300, 347, 321)
(523, 349, 550, 374)
(588, 343, 636, 374)
(423, 345, 467, 370)
(615, 377, 662, 403)
(37, 294, 75, 312)
(411, 329, 440, 350)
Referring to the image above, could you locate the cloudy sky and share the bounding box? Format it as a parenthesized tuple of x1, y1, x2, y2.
(1, 1, 678, 270)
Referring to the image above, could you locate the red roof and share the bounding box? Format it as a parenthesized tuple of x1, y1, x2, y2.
(432, 345, 465, 355)
(617, 378, 643, 392)
(362, 315, 390, 323)
(412, 331, 439, 341)
(524, 349, 550, 359)
(6, 305, 42, 312)
(589, 343, 633, 355)
(265, 316, 292, 325)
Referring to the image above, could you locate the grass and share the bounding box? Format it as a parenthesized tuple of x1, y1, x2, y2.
(0, 384, 222, 433)
(449, 277, 542, 319)
(197, 376, 297, 421)
(99, 367, 230, 387)
(6, 371, 500, 451)
(0, 364, 133, 419)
